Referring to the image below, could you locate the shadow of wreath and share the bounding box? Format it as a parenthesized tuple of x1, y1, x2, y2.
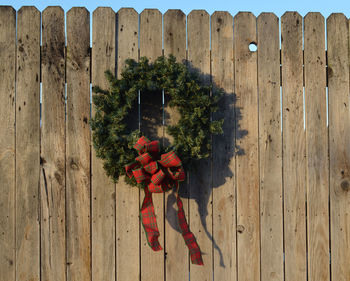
(162, 61, 247, 268)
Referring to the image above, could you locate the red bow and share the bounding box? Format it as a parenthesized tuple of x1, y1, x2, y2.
(125, 136, 204, 265)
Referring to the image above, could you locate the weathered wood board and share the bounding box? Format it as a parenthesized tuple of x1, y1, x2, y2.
(187, 10, 212, 281)
(281, 12, 307, 281)
(327, 13, 350, 281)
(66, 7, 91, 281)
(304, 12, 330, 281)
(211, 11, 236, 281)
(115, 7, 140, 281)
(257, 12, 283, 281)
(15, 6, 41, 281)
(139, 8, 164, 281)
(91, 7, 116, 281)
(234, 12, 260, 281)
(0, 6, 16, 281)
(40, 6, 66, 281)
(163, 9, 189, 281)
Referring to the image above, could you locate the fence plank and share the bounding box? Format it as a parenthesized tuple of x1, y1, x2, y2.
(327, 13, 350, 281)
(91, 7, 116, 281)
(16, 6, 41, 281)
(66, 8, 91, 281)
(163, 9, 189, 281)
(211, 11, 236, 281)
(139, 8, 164, 281)
(115, 7, 140, 281)
(304, 12, 330, 281)
(187, 10, 212, 281)
(40, 6, 66, 281)
(281, 12, 307, 281)
(0, 6, 16, 281)
(234, 12, 260, 281)
(257, 13, 283, 281)
(15, 6, 41, 281)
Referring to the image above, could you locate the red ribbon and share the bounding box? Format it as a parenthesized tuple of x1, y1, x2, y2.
(125, 136, 204, 265)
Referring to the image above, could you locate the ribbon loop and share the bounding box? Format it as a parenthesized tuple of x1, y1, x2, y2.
(151, 169, 165, 186)
(133, 136, 150, 153)
(136, 152, 153, 166)
(125, 136, 203, 265)
(132, 168, 149, 184)
(144, 161, 158, 174)
(145, 140, 160, 156)
(159, 151, 181, 168)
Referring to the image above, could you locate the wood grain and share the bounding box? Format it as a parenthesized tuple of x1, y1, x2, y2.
(257, 13, 283, 281)
(66, 7, 91, 281)
(139, 8, 164, 281)
(304, 12, 330, 281)
(281, 12, 307, 281)
(234, 12, 260, 281)
(40, 6, 66, 281)
(91, 7, 116, 281)
(163, 9, 189, 281)
(115, 8, 140, 281)
(187, 10, 212, 281)
(164, 9, 186, 61)
(15, 6, 41, 281)
(0, 6, 16, 281)
(327, 13, 350, 281)
(211, 11, 236, 281)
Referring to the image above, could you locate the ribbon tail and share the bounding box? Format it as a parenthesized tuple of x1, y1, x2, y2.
(176, 187, 204, 265)
(140, 186, 162, 251)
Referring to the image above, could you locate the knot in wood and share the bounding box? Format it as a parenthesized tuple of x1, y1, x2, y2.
(237, 225, 245, 234)
(341, 180, 349, 191)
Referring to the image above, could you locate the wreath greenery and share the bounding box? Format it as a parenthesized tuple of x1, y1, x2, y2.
(89, 55, 224, 187)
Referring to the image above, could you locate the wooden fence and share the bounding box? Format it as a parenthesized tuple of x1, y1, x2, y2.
(0, 5, 349, 281)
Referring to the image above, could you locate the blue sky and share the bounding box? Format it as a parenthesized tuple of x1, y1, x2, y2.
(2, 0, 350, 17)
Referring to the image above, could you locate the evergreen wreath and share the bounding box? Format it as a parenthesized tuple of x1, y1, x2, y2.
(89, 55, 224, 188)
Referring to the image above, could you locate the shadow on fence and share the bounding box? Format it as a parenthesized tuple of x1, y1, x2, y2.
(164, 62, 248, 268)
